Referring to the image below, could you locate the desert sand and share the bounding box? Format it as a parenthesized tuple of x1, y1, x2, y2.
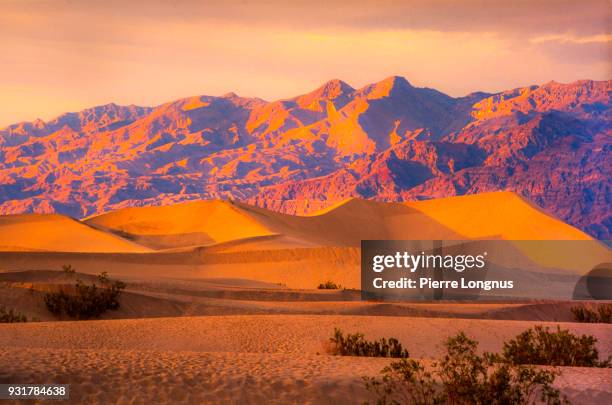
(0, 214, 151, 253)
(0, 193, 610, 404)
(407, 192, 593, 241)
(0, 316, 611, 404)
(0, 193, 607, 291)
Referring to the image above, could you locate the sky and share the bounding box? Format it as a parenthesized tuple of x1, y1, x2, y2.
(1, 0, 610, 127)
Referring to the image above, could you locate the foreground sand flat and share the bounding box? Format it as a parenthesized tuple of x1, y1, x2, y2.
(1, 349, 610, 405)
(1, 315, 611, 357)
(1, 315, 611, 404)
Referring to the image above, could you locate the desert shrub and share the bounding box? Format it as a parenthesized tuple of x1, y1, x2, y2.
(329, 328, 409, 358)
(44, 272, 126, 320)
(364, 358, 441, 405)
(318, 280, 342, 289)
(502, 325, 610, 368)
(570, 305, 595, 323)
(438, 333, 566, 405)
(364, 331, 568, 405)
(62, 264, 76, 275)
(0, 306, 28, 323)
(571, 304, 612, 323)
(598, 304, 612, 323)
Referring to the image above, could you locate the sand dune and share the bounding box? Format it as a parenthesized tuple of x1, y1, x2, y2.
(85, 200, 277, 249)
(1, 193, 607, 291)
(408, 191, 592, 240)
(85, 191, 593, 254)
(0, 214, 150, 253)
(86, 197, 466, 250)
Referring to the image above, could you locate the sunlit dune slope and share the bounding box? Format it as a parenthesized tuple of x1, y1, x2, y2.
(408, 191, 605, 273)
(407, 191, 593, 240)
(0, 214, 151, 253)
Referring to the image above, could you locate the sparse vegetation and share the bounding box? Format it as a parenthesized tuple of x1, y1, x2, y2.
(363, 331, 569, 405)
(571, 304, 612, 324)
(502, 325, 610, 368)
(318, 280, 342, 290)
(0, 306, 28, 323)
(62, 264, 76, 275)
(44, 269, 126, 320)
(328, 328, 409, 358)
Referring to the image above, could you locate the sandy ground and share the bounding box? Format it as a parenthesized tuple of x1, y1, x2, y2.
(1, 270, 610, 404)
(1, 349, 610, 405)
(2, 315, 611, 358)
(0, 270, 605, 322)
(0, 315, 611, 404)
(0, 195, 610, 403)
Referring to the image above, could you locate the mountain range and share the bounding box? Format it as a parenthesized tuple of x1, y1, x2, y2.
(0, 76, 610, 239)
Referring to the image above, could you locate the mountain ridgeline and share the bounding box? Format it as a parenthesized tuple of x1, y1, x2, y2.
(0, 77, 610, 239)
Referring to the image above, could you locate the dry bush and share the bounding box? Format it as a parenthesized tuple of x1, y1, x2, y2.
(363, 331, 570, 405)
(328, 328, 409, 358)
(0, 306, 28, 323)
(502, 325, 610, 368)
(44, 270, 126, 320)
(318, 280, 342, 289)
(571, 304, 612, 323)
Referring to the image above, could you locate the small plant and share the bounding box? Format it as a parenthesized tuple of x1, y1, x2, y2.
(0, 306, 28, 323)
(364, 331, 569, 405)
(599, 304, 612, 323)
(439, 333, 566, 405)
(328, 328, 409, 358)
(318, 280, 342, 289)
(571, 304, 612, 323)
(502, 325, 610, 368)
(44, 271, 126, 320)
(363, 358, 441, 405)
(62, 264, 76, 275)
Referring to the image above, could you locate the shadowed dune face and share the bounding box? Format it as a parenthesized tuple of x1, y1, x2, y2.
(85, 200, 276, 249)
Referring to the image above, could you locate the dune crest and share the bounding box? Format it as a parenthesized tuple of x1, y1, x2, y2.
(81, 192, 593, 253)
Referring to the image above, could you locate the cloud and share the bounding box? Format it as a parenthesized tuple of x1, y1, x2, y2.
(0, 0, 609, 126)
(531, 34, 612, 44)
(3, 0, 611, 36)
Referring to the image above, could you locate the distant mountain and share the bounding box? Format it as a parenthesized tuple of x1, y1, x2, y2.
(0, 77, 610, 239)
